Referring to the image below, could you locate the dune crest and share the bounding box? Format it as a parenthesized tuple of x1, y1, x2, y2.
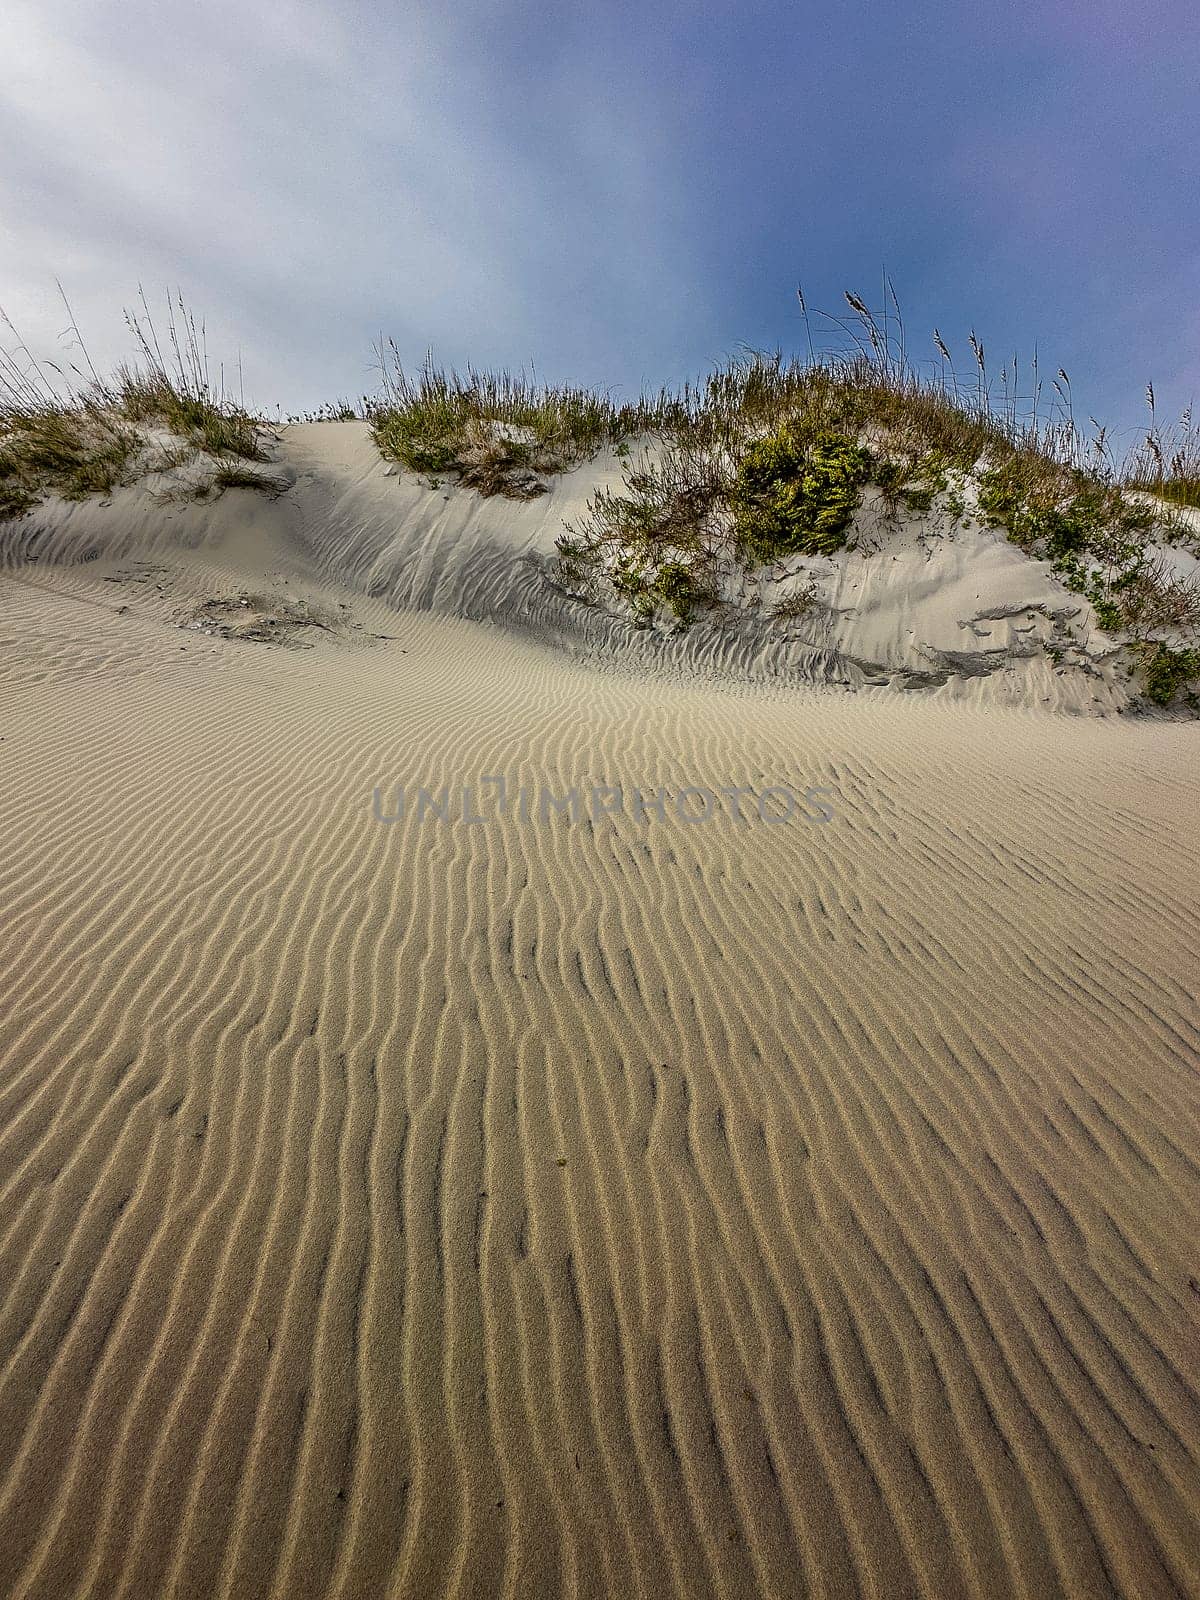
(9, 420, 1194, 714)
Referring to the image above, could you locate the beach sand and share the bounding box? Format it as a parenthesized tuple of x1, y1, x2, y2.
(1, 427, 1198, 1598)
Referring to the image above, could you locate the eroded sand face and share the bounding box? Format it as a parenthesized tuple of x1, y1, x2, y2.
(0, 437, 1198, 1598)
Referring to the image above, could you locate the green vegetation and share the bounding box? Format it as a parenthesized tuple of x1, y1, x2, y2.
(1135, 643, 1200, 706)
(1, 406, 140, 516)
(342, 291, 1200, 695)
(370, 351, 659, 498)
(598, 547, 714, 628)
(649, 558, 713, 623)
(976, 460, 1154, 559)
(286, 399, 362, 424)
(114, 370, 263, 460)
(973, 458, 1200, 689)
(877, 450, 950, 514)
(1140, 477, 1200, 511)
(4, 282, 1198, 708)
(1, 290, 266, 520)
(551, 343, 1064, 632)
(1124, 391, 1200, 512)
(540, 290, 1200, 701)
(732, 428, 871, 560)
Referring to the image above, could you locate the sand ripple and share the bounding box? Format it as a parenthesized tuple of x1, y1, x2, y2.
(0, 511, 1198, 1598)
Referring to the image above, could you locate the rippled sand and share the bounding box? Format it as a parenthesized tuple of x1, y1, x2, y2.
(1, 438, 1198, 1598)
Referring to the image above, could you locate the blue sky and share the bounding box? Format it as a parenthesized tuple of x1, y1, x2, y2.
(3, 0, 1197, 444)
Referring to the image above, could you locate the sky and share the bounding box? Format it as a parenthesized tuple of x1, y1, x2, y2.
(2, 0, 1197, 443)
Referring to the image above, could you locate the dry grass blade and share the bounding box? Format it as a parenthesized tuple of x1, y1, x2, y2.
(1, 289, 266, 519)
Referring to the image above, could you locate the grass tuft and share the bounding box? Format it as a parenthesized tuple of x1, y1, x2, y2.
(369, 350, 660, 497)
(114, 369, 263, 460)
(1, 288, 265, 520)
(1124, 392, 1200, 511)
(1, 405, 140, 514)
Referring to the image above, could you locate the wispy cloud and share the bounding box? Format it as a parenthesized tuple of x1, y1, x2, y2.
(1, 0, 713, 406)
(2, 0, 1196, 433)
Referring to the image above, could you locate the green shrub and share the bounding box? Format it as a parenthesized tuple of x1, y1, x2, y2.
(653, 559, 711, 623)
(977, 460, 1169, 635)
(1136, 644, 1200, 706)
(629, 588, 657, 627)
(979, 461, 1153, 556)
(610, 553, 651, 601)
(874, 450, 949, 514)
(732, 427, 870, 560)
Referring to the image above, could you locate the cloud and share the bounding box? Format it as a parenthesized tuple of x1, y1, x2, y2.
(1, 0, 1196, 433)
(0, 0, 714, 407)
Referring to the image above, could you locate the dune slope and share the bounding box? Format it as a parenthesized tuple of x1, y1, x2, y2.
(0, 431, 1198, 1599)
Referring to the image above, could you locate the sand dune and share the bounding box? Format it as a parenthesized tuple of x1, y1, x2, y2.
(1, 428, 1198, 1598)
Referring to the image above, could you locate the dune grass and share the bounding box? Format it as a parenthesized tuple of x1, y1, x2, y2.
(1146, 479, 1200, 510)
(1, 290, 266, 519)
(369, 347, 666, 498)
(554, 347, 1157, 620)
(5, 283, 1199, 706)
(1124, 389, 1200, 511)
(0, 405, 140, 517)
(541, 286, 1200, 706)
(113, 370, 263, 459)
